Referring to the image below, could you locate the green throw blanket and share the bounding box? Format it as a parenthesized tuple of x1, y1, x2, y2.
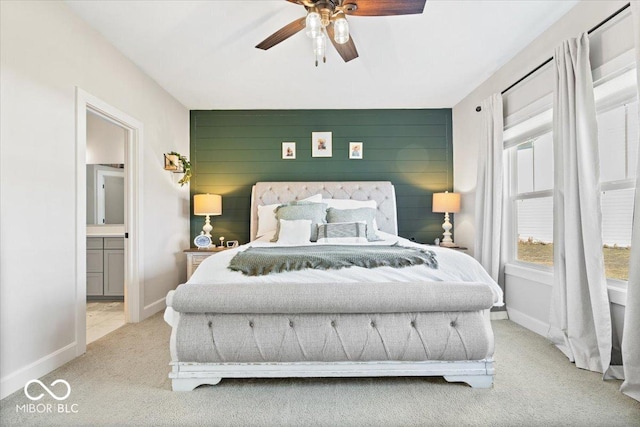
(228, 243, 438, 276)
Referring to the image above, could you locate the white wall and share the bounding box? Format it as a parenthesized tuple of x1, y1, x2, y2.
(452, 0, 630, 336)
(0, 0, 190, 398)
(86, 111, 126, 165)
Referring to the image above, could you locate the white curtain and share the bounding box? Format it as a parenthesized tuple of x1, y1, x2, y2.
(620, 2, 640, 403)
(548, 33, 612, 374)
(474, 94, 504, 283)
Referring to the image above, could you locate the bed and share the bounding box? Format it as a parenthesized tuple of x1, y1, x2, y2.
(165, 181, 503, 391)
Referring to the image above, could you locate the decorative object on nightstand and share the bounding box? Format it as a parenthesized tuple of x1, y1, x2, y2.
(194, 232, 212, 249)
(432, 191, 461, 247)
(194, 194, 222, 238)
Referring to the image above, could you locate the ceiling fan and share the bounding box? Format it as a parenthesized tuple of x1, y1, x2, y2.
(256, 0, 427, 66)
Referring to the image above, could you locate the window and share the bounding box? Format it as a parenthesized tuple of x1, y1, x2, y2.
(504, 66, 638, 277)
(596, 97, 637, 281)
(502, 12, 637, 288)
(509, 131, 554, 267)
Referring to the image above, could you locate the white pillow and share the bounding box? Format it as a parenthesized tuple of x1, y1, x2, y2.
(256, 194, 322, 238)
(275, 219, 312, 245)
(256, 204, 280, 238)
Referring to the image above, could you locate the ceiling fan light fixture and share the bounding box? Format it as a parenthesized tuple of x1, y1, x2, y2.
(333, 15, 349, 44)
(305, 11, 322, 38)
(313, 31, 326, 66)
(257, 0, 428, 65)
(313, 31, 326, 56)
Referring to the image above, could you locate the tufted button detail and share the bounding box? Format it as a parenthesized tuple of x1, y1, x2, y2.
(249, 321, 254, 328)
(410, 321, 415, 328)
(331, 320, 336, 327)
(208, 321, 213, 328)
(370, 321, 376, 327)
(289, 320, 294, 328)
(450, 321, 456, 327)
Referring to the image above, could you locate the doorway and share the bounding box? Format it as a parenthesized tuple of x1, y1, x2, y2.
(86, 111, 127, 343)
(75, 88, 143, 356)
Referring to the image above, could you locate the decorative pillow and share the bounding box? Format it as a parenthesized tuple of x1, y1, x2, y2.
(323, 198, 380, 232)
(322, 198, 377, 210)
(317, 222, 368, 244)
(272, 201, 328, 242)
(275, 219, 312, 245)
(326, 207, 381, 241)
(256, 194, 322, 238)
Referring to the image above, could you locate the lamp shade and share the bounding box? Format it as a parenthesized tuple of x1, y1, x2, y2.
(194, 194, 222, 216)
(432, 191, 460, 213)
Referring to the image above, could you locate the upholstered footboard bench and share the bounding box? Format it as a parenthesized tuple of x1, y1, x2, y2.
(165, 280, 496, 391)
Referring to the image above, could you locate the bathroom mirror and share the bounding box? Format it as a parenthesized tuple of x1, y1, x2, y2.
(86, 164, 124, 225)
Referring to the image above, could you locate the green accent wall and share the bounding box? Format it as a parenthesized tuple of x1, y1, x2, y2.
(190, 109, 453, 245)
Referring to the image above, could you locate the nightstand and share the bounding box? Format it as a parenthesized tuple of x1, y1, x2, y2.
(425, 244, 468, 252)
(184, 247, 230, 280)
(440, 245, 468, 251)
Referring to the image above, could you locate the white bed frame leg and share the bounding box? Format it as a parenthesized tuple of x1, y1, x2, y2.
(443, 375, 493, 389)
(172, 377, 221, 391)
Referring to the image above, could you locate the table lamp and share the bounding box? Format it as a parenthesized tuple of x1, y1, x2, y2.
(193, 194, 222, 238)
(432, 191, 460, 247)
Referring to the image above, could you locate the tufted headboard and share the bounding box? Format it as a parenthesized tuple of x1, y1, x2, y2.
(250, 181, 398, 241)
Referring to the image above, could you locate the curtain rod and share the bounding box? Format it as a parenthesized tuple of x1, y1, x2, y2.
(475, 2, 631, 112)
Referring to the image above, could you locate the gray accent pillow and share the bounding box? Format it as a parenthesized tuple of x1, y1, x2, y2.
(326, 207, 381, 241)
(317, 222, 368, 243)
(272, 202, 328, 242)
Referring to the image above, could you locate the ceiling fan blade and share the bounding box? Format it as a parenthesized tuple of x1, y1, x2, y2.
(326, 24, 359, 62)
(286, 0, 315, 5)
(256, 18, 306, 50)
(344, 0, 427, 16)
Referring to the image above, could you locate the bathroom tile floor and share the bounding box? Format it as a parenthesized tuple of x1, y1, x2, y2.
(87, 301, 125, 344)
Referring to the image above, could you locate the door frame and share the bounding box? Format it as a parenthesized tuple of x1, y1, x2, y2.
(75, 88, 144, 356)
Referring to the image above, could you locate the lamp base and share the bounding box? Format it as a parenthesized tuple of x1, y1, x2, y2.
(441, 212, 455, 246)
(202, 215, 213, 238)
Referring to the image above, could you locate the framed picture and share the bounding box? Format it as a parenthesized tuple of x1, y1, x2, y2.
(282, 142, 296, 159)
(164, 153, 183, 172)
(312, 132, 332, 158)
(349, 142, 363, 159)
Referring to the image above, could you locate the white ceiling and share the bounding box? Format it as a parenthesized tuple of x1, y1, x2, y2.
(66, 0, 579, 110)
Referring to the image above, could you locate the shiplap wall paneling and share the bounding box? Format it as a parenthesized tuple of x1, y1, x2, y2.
(190, 109, 453, 244)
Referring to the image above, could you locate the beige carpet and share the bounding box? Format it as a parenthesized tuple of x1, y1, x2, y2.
(1, 315, 638, 426)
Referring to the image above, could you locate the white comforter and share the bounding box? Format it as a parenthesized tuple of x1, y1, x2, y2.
(187, 231, 504, 306)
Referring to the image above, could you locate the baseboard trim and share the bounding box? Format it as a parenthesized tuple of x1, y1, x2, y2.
(142, 297, 166, 320)
(0, 342, 77, 400)
(490, 311, 509, 320)
(507, 307, 549, 337)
